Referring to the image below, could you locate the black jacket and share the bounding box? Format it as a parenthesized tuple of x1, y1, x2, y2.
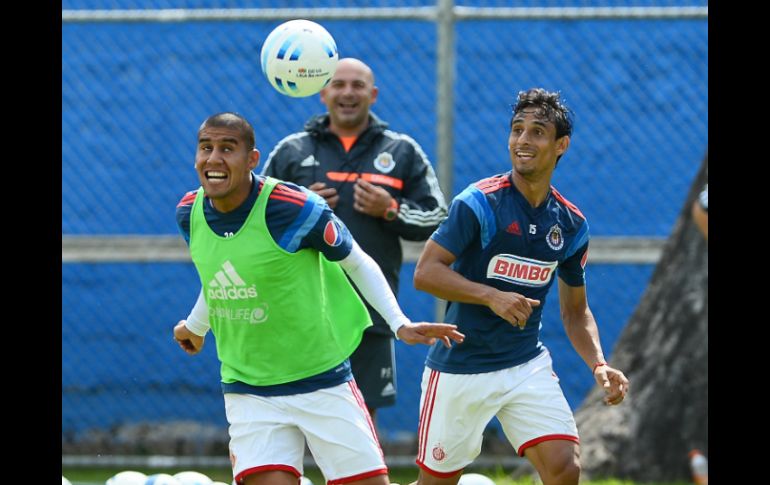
(261, 113, 448, 335)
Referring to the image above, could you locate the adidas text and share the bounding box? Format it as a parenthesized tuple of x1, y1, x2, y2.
(208, 285, 258, 300)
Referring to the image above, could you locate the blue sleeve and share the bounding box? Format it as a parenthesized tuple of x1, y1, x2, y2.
(430, 190, 483, 257)
(175, 191, 195, 246)
(297, 203, 354, 262)
(558, 242, 588, 286)
(265, 182, 353, 261)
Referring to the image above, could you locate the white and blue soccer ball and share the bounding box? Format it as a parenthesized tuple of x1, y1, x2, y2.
(144, 473, 181, 485)
(172, 471, 213, 485)
(105, 470, 148, 485)
(260, 19, 339, 98)
(457, 473, 496, 485)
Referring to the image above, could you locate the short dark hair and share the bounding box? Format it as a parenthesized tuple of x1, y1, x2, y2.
(198, 112, 255, 151)
(511, 88, 573, 140)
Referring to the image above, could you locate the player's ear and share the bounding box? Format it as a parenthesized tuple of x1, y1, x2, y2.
(555, 135, 570, 156)
(249, 148, 260, 170)
(370, 85, 379, 105)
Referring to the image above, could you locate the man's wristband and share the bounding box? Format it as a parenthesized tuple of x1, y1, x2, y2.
(383, 198, 399, 221)
(592, 361, 607, 374)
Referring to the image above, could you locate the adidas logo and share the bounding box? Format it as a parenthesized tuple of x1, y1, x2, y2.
(506, 220, 522, 235)
(300, 155, 319, 167)
(207, 260, 258, 300)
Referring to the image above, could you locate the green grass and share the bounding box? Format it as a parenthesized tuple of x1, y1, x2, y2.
(61, 466, 690, 485)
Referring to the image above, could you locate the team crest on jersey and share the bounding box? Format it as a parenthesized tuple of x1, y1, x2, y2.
(546, 224, 564, 251)
(487, 254, 558, 287)
(432, 443, 447, 462)
(373, 152, 396, 174)
(323, 219, 344, 247)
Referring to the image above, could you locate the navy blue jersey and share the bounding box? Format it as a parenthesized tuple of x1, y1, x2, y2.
(176, 173, 356, 396)
(426, 172, 589, 374)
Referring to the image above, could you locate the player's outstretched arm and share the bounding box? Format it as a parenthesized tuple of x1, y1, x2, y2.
(173, 320, 205, 355)
(396, 322, 465, 348)
(339, 241, 464, 346)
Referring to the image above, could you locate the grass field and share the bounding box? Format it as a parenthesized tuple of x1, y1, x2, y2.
(61, 466, 691, 485)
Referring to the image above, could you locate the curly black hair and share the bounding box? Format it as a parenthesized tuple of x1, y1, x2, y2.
(511, 88, 573, 140)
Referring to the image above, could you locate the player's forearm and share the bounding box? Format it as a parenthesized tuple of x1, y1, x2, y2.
(185, 288, 211, 336)
(339, 242, 410, 337)
(691, 200, 708, 240)
(414, 259, 499, 307)
(562, 308, 605, 370)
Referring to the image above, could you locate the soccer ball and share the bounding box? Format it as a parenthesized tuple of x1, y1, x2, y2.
(457, 473, 496, 485)
(62, 477, 73, 485)
(105, 470, 148, 485)
(144, 473, 181, 485)
(260, 19, 339, 98)
(172, 471, 213, 485)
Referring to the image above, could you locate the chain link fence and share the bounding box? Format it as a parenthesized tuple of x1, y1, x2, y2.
(62, 0, 707, 459)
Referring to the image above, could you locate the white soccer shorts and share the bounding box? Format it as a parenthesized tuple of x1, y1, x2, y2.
(416, 350, 579, 476)
(225, 380, 388, 484)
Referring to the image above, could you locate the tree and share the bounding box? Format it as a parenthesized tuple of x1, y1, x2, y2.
(575, 154, 708, 481)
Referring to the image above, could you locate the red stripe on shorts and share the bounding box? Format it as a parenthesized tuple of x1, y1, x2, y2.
(416, 461, 464, 478)
(348, 380, 385, 460)
(517, 434, 580, 457)
(235, 464, 299, 484)
(417, 369, 440, 463)
(328, 467, 389, 484)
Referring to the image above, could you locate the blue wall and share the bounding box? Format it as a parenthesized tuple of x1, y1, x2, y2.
(62, 2, 707, 440)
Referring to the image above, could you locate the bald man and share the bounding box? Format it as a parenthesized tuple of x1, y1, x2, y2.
(261, 58, 448, 421)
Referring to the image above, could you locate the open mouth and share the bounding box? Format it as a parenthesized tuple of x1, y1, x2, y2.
(206, 171, 228, 183)
(515, 150, 536, 160)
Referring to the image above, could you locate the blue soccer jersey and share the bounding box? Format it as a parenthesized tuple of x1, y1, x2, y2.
(426, 172, 589, 374)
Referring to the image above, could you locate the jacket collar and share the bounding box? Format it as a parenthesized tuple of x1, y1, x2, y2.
(304, 112, 389, 139)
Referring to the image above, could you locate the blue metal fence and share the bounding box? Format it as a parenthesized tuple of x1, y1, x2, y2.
(62, 0, 707, 447)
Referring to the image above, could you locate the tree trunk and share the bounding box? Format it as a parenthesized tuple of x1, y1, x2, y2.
(575, 154, 708, 481)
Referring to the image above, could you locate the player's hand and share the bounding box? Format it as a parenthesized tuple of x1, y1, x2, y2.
(353, 178, 392, 217)
(594, 365, 629, 406)
(173, 320, 205, 355)
(309, 182, 339, 209)
(487, 289, 540, 330)
(396, 322, 465, 348)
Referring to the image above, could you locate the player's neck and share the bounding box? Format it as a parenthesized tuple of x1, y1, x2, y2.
(511, 172, 551, 208)
(210, 176, 253, 213)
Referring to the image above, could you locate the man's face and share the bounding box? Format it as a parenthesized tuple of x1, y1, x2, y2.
(320, 60, 378, 131)
(195, 126, 259, 211)
(508, 109, 569, 178)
